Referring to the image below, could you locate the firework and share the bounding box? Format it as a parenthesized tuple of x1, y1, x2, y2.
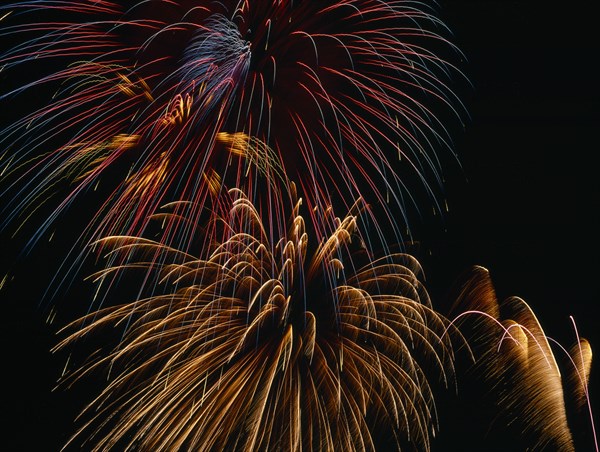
(55, 187, 459, 451)
(0, 1, 464, 254)
(446, 266, 596, 451)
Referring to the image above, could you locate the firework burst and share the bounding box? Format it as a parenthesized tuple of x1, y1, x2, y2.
(445, 266, 596, 451)
(0, 0, 465, 254)
(56, 187, 459, 451)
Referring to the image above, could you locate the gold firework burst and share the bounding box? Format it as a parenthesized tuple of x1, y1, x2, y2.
(448, 266, 595, 451)
(56, 187, 459, 451)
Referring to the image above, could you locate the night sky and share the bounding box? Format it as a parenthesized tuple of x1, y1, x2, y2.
(1, 1, 598, 450)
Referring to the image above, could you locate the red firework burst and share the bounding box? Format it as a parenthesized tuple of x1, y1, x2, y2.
(0, 0, 465, 254)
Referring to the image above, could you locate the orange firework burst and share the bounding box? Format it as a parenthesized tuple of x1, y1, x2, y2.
(56, 187, 459, 451)
(445, 266, 596, 451)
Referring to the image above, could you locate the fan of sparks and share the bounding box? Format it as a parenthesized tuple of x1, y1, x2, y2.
(0, 0, 465, 252)
(56, 187, 459, 451)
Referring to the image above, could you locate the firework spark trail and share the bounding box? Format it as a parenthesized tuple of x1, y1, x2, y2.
(55, 187, 460, 451)
(0, 1, 465, 260)
(445, 266, 597, 451)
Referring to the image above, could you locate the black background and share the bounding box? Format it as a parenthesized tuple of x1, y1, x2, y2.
(1, 1, 598, 450)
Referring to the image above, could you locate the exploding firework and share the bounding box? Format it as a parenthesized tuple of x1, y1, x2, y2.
(55, 187, 459, 451)
(0, 1, 464, 255)
(444, 266, 596, 451)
